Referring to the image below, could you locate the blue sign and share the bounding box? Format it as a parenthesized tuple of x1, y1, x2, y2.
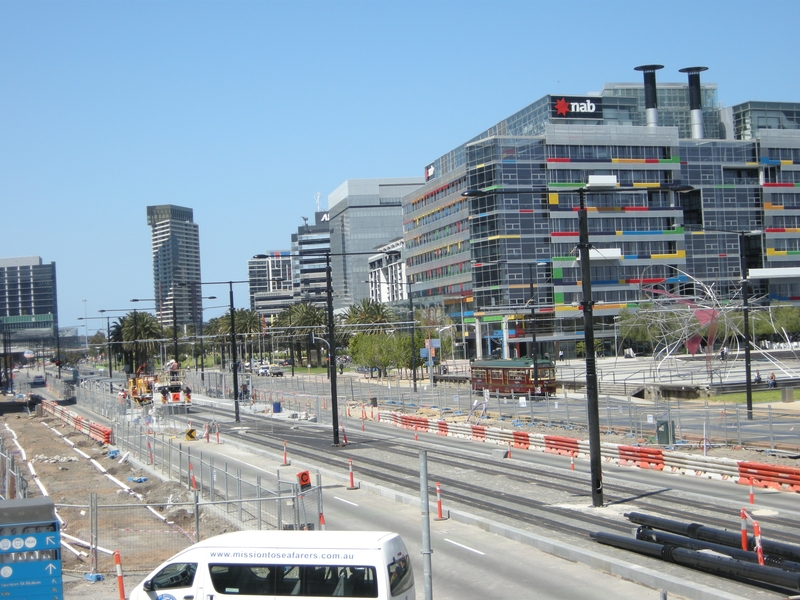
(0, 531, 60, 554)
(420, 348, 429, 358)
(431, 339, 441, 349)
(0, 498, 63, 600)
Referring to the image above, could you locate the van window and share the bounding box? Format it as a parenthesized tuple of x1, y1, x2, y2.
(150, 562, 198, 590)
(388, 555, 413, 596)
(208, 563, 378, 597)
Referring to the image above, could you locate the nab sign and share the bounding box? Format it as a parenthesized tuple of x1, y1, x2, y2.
(551, 96, 603, 119)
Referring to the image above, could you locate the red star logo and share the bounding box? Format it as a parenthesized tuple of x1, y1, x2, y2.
(554, 98, 570, 116)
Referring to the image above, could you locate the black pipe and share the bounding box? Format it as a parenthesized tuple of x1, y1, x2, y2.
(593, 531, 800, 591)
(634, 64, 663, 127)
(626, 512, 800, 562)
(636, 527, 800, 572)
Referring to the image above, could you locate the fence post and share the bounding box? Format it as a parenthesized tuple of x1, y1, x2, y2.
(209, 456, 215, 502)
(256, 476, 262, 530)
(736, 406, 742, 446)
(237, 468, 243, 523)
(277, 475, 283, 530)
(316, 472, 323, 531)
(194, 490, 200, 543)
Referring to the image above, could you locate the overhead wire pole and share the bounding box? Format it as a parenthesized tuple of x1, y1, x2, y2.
(229, 281, 240, 422)
(577, 185, 604, 508)
(739, 231, 754, 421)
(326, 253, 341, 446)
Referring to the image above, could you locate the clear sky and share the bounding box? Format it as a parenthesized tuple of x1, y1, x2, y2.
(2, 0, 800, 334)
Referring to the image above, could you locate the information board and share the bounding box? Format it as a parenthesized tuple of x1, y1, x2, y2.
(0, 497, 62, 600)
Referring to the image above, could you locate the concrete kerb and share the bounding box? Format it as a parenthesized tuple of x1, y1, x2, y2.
(215, 434, 751, 600)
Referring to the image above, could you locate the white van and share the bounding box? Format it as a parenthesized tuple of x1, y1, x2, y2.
(129, 530, 415, 600)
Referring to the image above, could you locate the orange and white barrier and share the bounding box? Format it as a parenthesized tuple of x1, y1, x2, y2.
(114, 550, 125, 600)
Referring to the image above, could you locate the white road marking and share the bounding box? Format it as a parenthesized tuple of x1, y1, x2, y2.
(334, 496, 359, 507)
(444, 539, 484, 555)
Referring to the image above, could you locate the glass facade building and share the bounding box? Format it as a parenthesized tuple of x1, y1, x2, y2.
(328, 178, 423, 310)
(291, 212, 331, 306)
(146, 205, 203, 329)
(0, 256, 58, 343)
(403, 71, 800, 358)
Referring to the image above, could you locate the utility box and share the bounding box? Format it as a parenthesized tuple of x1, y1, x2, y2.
(656, 420, 675, 445)
(370, 397, 378, 407)
(273, 402, 282, 413)
(782, 387, 794, 403)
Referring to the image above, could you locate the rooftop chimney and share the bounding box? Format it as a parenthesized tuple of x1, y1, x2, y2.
(679, 66, 708, 139)
(634, 64, 663, 127)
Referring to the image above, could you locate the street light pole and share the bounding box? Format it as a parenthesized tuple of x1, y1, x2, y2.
(409, 285, 417, 393)
(527, 263, 538, 393)
(738, 232, 754, 420)
(229, 282, 240, 422)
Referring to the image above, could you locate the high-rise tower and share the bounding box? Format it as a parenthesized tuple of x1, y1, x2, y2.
(146, 205, 202, 329)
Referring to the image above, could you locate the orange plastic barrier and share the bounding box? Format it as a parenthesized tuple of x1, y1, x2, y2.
(544, 435, 579, 457)
(737, 461, 800, 492)
(471, 425, 486, 442)
(512, 431, 530, 450)
(618, 446, 664, 470)
(399, 415, 429, 432)
(436, 421, 449, 436)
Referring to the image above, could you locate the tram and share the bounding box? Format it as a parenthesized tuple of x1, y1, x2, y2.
(470, 357, 557, 396)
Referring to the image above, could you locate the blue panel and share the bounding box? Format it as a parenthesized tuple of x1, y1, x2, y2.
(0, 531, 61, 554)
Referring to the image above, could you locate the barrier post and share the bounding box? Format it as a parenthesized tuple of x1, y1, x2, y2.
(749, 477, 755, 505)
(215, 422, 220, 444)
(114, 550, 125, 600)
(434, 481, 447, 521)
(753, 521, 764, 566)
(147, 440, 153, 465)
(319, 512, 326, 531)
(414, 432, 418, 442)
(507, 442, 511, 460)
(341, 425, 348, 446)
(740, 509, 748, 551)
(283, 440, 289, 466)
(204, 423, 209, 443)
(347, 459, 357, 490)
(570, 451, 575, 471)
(189, 462, 197, 490)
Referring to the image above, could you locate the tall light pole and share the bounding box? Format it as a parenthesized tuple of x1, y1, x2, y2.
(692, 228, 762, 420)
(82, 299, 89, 355)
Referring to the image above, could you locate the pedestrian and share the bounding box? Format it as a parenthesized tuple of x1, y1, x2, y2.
(754, 370, 762, 384)
(558, 350, 564, 361)
(768, 372, 777, 388)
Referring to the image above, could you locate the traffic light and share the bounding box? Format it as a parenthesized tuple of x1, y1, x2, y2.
(308, 332, 315, 347)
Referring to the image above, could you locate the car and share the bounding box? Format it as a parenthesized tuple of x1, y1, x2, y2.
(30, 375, 46, 387)
(269, 367, 284, 377)
(279, 359, 294, 366)
(257, 365, 270, 376)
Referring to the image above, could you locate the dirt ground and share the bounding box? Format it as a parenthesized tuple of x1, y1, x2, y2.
(1, 412, 235, 600)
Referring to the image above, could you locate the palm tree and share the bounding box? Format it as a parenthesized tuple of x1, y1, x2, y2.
(343, 299, 396, 331)
(275, 302, 326, 366)
(114, 311, 163, 373)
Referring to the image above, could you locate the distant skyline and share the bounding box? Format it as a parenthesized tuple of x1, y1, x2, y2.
(2, 0, 800, 334)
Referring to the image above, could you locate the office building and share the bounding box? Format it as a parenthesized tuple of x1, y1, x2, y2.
(367, 238, 407, 304)
(402, 66, 800, 359)
(0, 256, 58, 342)
(328, 178, 424, 310)
(248, 252, 293, 320)
(291, 212, 331, 305)
(146, 205, 202, 329)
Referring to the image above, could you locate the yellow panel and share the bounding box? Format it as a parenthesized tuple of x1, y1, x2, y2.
(632, 182, 659, 188)
(549, 193, 559, 204)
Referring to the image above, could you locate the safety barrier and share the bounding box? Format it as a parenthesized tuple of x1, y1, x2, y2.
(618, 445, 664, 470)
(513, 431, 530, 450)
(663, 452, 739, 480)
(737, 461, 800, 492)
(544, 435, 580, 457)
(378, 410, 800, 495)
(41, 400, 113, 444)
(471, 425, 487, 442)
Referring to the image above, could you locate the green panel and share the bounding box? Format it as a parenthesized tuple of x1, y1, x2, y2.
(553, 267, 564, 279)
(482, 315, 504, 322)
(554, 292, 565, 304)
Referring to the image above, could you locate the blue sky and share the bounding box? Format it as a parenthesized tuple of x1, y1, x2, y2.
(2, 0, 800, 333)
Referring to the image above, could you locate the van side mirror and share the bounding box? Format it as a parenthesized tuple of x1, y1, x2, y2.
(143, 579, 154, 592)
